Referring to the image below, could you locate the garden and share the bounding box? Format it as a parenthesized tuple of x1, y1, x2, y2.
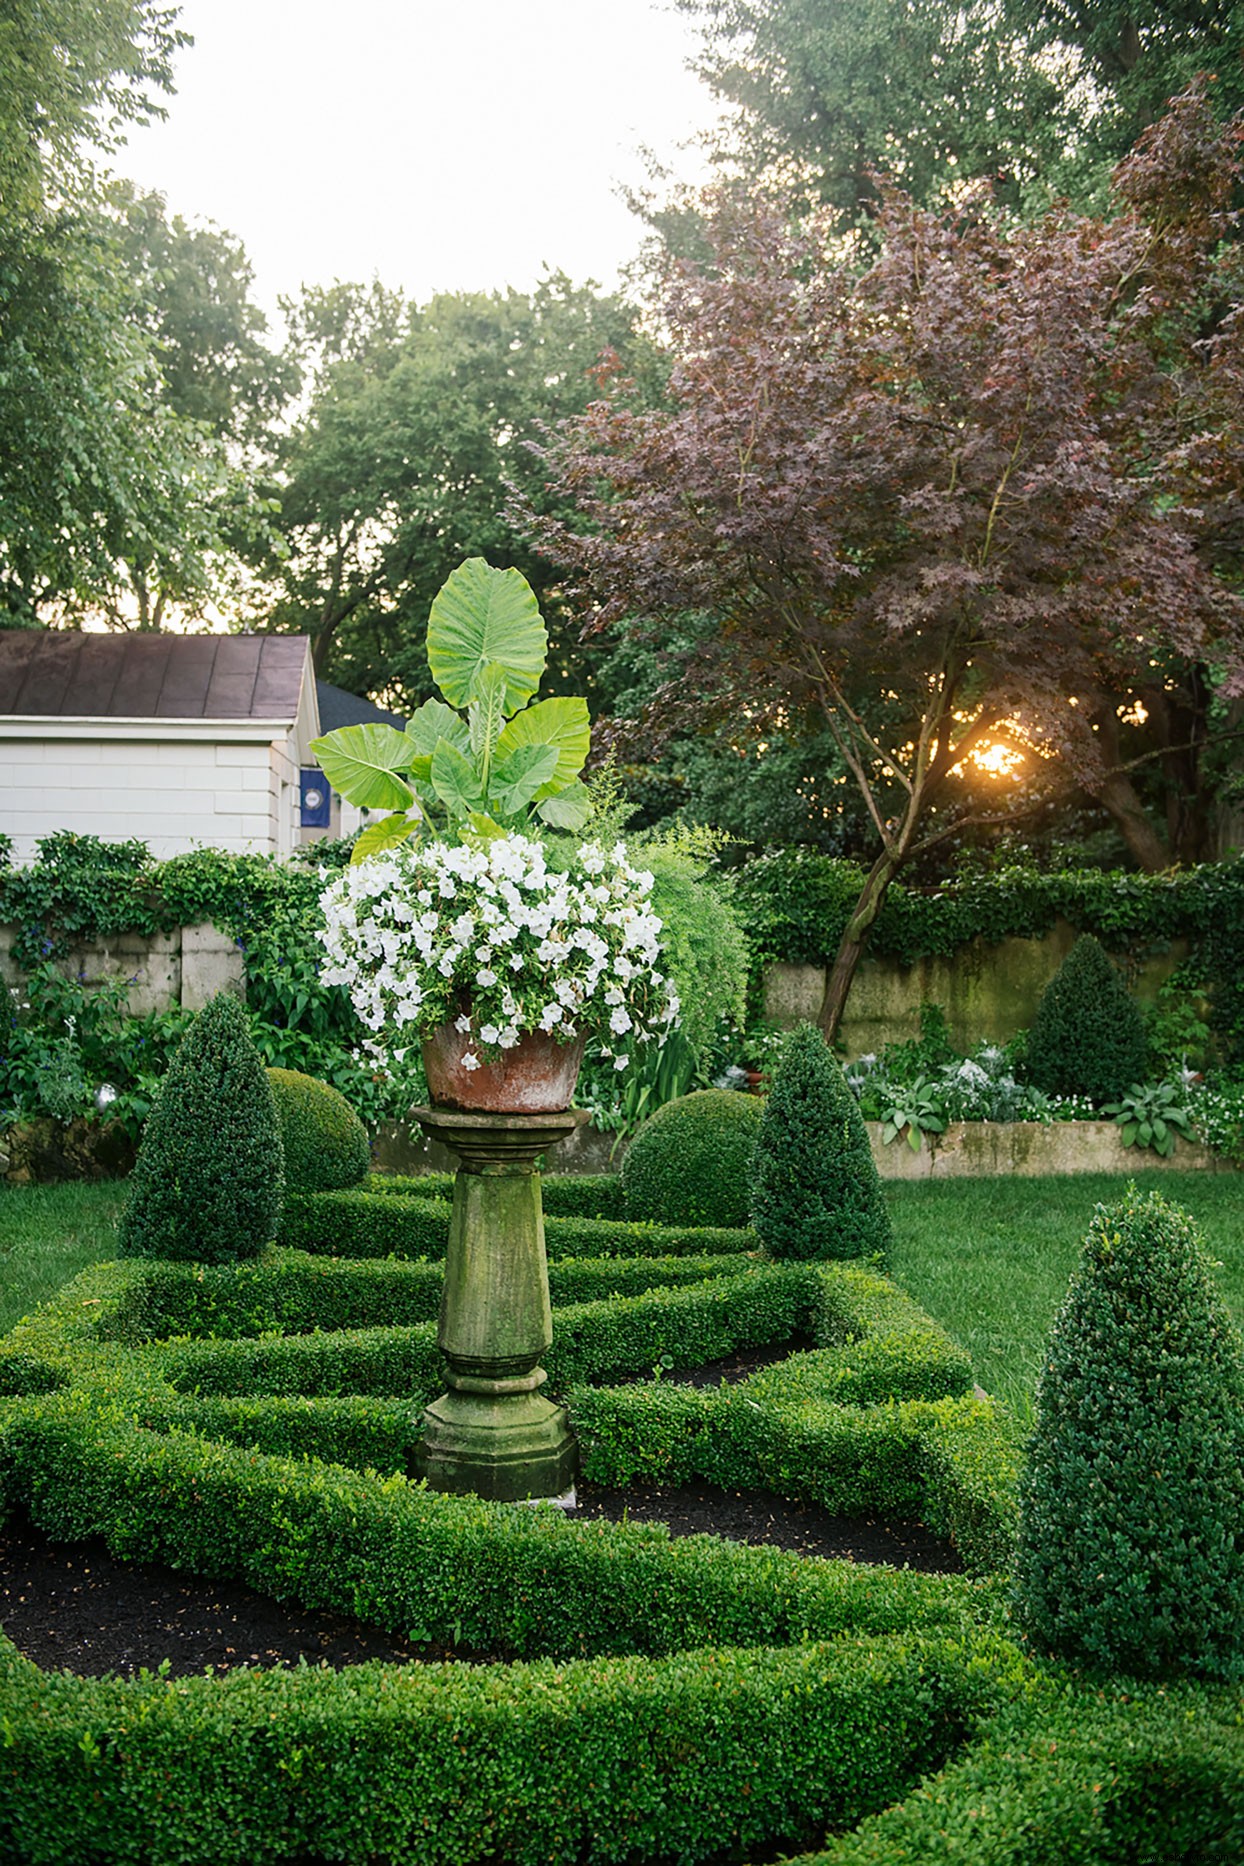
(1, 563, 1242, 1865)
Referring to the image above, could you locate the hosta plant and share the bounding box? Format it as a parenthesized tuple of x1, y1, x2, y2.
(1104, 1080, 1196, 1157)
(312, 558, 591, 862)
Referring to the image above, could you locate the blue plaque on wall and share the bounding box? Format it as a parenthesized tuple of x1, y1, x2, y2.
(300, 767, 331, 828)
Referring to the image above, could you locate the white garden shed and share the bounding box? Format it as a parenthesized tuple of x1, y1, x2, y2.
(0, 630, 322, 860)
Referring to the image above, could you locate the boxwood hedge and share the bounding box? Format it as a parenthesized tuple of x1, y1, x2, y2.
(0, 1176, 1238, 1863)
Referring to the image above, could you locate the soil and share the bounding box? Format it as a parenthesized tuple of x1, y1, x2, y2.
(0, 1340, 961, 1682)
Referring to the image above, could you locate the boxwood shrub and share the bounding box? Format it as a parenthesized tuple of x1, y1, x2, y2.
(278, 1190, 755, 1261)
(3, 1169, 1232, 1861)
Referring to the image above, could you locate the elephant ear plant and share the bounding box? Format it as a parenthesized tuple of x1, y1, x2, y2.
(311, 558, 590, 863)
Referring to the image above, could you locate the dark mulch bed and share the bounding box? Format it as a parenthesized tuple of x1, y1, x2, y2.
(0, 1482, 960, 1682)
(0, 1339, 961, 1681)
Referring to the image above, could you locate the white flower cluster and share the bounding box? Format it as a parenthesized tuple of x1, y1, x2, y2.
(318, 833, 681, 1074)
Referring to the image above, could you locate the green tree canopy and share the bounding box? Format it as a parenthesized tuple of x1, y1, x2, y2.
(0, 3, 285, 629)
(679, 0, 1244, 223)
(259, 274, 662, 710)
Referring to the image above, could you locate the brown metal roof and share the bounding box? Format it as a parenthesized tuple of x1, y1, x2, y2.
(0, 631, 311, 721)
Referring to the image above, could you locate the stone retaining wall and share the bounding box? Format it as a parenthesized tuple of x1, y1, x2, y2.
(0, 922, 244, 1016)
(764, 922, 1189, 1059)
(863, 1119, 1227, 1179)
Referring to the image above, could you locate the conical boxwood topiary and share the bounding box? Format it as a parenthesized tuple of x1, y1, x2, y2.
(622, 1089, 764, 1228)
(266, 1068, 370, 1192)
(1014, 1186, 1244, 1682)
(120, 991, 284, 1263)
(749, 1023, 893, 1262)
(1024, 933, 1148, 1103)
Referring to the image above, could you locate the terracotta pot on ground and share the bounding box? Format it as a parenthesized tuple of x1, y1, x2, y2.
(421, 1023, 586, 1114)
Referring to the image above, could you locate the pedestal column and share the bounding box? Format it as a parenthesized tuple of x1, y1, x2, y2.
(409, 1106, 578, 1502)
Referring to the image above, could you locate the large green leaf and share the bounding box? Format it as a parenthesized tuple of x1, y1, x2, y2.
(536, 780, 590, 831)
(468, 662, 510, 781)
(430, 740, 487, 820)
(405, 698, 470, 760)
(494, 697, 590, 799)
(350, 813, 420, 865)
(426, 558, 547, 714)
(489, 743, 560, 817)
(311, 726, 414, 812)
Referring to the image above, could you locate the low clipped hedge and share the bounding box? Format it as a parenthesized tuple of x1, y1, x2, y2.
(158, 1266, 818, 1402)
(3, 1169, 1233, 1860)
(0, 1618, 996, 1866)
(101, 1250, 752, 1343)
(811, 1687, 1244, 1864)
(278, 1189, 754, 1261)
(373, 1173, 631, 1223)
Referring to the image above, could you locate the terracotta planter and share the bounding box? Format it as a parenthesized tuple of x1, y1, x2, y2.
(421, 1023, 586, 1114)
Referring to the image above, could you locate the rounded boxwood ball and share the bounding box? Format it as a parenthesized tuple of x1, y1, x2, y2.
(120, 991, 283, 1264)
(266, 1067, 371, 1192)
(750, 1023, 893, 1261)
(1014, 1186, 1244, 1681)
(622, 1088, 764, 1228)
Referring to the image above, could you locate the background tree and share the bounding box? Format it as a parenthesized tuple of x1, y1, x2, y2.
(540, 92, 1244, 1040)
(0, 3, 283, 631)
(258, 275, 662, 710)
(0, 2, 199, 624)
(678, 0, 1244, 225)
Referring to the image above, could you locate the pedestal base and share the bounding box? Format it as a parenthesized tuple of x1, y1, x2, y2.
(416, 1386, 578, 1502)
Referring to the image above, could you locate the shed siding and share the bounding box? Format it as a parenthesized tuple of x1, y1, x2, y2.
(0, 738, 289, 860)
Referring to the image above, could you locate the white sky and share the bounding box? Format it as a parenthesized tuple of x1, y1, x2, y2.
(117, 0, 722, 321)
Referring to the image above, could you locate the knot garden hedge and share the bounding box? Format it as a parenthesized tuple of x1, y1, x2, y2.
(0, 1175, 1239, 1864)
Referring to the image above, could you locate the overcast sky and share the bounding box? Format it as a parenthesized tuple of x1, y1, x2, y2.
(118, 0, 722, 321)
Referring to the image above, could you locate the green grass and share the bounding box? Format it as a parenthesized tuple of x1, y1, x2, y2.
(0, 1181, 126, 1335)
(2, 1170, 1241, 1428)
(887, 1171, 1244, 1422)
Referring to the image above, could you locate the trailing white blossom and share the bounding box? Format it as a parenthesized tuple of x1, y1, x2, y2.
(319, 832, 680, 1065)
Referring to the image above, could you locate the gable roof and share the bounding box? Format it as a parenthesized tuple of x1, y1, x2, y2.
(315, 679, 406, 734)
(0, 630, 311, 722)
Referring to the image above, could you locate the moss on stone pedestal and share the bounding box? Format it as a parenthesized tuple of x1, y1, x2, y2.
(411, 1107, 578, 1502)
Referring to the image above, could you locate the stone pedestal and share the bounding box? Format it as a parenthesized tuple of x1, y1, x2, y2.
(410, 1106, 579, 1502)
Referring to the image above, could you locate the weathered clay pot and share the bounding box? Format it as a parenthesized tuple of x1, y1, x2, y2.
(421, 1023, 586, 1114)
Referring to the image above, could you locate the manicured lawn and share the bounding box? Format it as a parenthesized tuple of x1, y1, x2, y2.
(887, 1170, 1244, 1421)
(0, 1181, 126, 1335)
(2, 1168, 1240, 1426)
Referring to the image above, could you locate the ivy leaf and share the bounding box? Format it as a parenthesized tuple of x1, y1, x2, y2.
(310, 725, 414, 812)
(350, 813, 419, 865)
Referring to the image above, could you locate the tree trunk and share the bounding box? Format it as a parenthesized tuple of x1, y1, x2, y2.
(817, 845, 905, 1043)
(1089, 766, 1172, 872)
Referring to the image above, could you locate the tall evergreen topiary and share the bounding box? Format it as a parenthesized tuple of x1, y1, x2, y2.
(749, 1023, 893, 1262)
(1014, 1186, 1244, 1682)
(1024, 933, 1148, 1103)
(120, 991, 283, 1263)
